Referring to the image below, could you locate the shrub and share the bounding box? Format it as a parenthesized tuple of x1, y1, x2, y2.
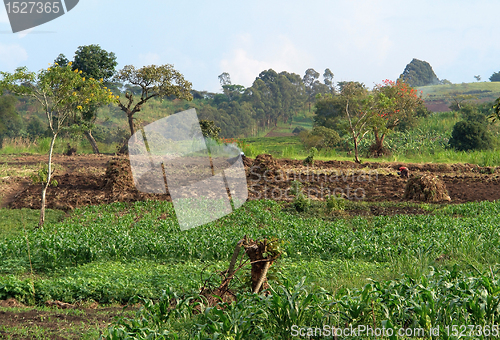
(303, 147, 317, 166)
(299, 126, 341, 150)
(449, 120, 494, 151)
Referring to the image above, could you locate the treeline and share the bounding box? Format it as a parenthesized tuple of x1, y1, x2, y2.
(0, 67, 338, 143)
(181, 68, 336, 138)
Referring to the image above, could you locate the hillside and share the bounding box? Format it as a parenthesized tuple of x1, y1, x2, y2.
(418, 82, 500, 112)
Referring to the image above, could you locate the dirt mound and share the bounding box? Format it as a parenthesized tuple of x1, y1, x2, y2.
(0, 298, 24, 307)
(404, 174, 451, 202)
(249, 154, 282, 179)
(104, 157, 142, 202)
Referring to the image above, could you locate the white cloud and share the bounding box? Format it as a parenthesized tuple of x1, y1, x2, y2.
(0, 44, 28, 70)
(220, 35, 311, 87)
(138, 52, 161, 66)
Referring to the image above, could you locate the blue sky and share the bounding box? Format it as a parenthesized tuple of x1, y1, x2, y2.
(1, 0, 499, 92)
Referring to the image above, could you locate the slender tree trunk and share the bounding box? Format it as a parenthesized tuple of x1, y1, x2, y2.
(84, 130, 100, 154)
(127, 112, 135, 137)
(39, 133, 57, 228)
(353, 137, 361, 163)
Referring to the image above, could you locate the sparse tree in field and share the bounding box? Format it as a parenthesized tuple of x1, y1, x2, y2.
(369, 79, 425, 156)
(337, 82, 374, 163)
(447, 92, 477, 111)
(55, 45, 118, 154)
(474, 75, 481, 82)
(0, 64, 117, 227)
(113, 64, 193, 148)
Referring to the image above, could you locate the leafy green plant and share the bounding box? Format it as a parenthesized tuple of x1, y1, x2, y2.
(303, 147, 317, 166)
(30, 163, 58, 187)
(325, 193, 345, 213)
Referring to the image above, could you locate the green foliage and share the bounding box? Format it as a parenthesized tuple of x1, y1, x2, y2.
(102, 269, 500, 339)
(399, 58, 439, 87)
(449, 120, 494, 151)
(72, 44, 118, 83)
(299, 126, 341, 151)
(325, 193, 345, 212)
(302, 147, 317, 166)
(490, 71, 500, 82)
(0, 94, 22, 148)
(30, 164, 58, 187)
(113, 64, 193, 137)
(198, 119, 221, 140)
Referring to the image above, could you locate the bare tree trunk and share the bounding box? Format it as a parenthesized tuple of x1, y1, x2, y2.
(84, 130, 100, 154)
(39, 133, 57, 228)
(127, 112, 135, 137)
(353, 137, 361, 164)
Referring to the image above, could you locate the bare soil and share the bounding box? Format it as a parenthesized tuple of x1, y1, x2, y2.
(0, 299, 137, 340)
(1, 154, 500, 211)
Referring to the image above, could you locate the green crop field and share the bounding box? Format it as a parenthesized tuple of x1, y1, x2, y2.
(2, 199, 500, 339)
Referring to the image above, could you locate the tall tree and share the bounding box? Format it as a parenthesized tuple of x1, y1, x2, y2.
(303, 68, 320, 112)
(323, 68, 335, 95)
(55, 45, 118, 154)
(0, 63, 116, 226)
(399, 58, 439, 87)
(113, 64, 193, 147)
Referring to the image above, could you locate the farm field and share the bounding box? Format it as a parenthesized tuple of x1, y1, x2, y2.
(1, 153, 500, 338)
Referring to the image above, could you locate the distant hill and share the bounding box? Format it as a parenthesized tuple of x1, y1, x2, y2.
(417, 82, 500, 112)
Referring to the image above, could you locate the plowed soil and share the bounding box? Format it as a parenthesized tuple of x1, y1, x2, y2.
(1, 153, 500, 211)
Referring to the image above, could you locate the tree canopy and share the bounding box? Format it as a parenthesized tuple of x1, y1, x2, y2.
(399, 58, 439, 87)
(114, 64, 193, 138)
(54, 44, 118, 154)
(489, 71, 500, 82)
(0, 63, 117, 226)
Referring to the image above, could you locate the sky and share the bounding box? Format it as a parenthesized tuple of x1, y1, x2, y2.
(0, 0, 499, 93)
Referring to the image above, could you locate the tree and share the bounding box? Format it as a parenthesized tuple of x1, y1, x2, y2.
(447, 92, 477, 111)
(56, 45, 118, 154)
(474, 75, 481, 82)
(113, 64, 193, 146)
(337, 82, 374, 163)
(0, 63, 116, 227)
(369, 79, 425, 156)
(399, 58, 439, 87)
(489, 71, 500, 82)
(449, 120, 493, 151)
(323, 68, 335, 95)
(0, 95, 22, 148)
(303, 68, 320, 112)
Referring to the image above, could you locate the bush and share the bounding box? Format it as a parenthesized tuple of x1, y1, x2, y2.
(299, 126, 341, 150)
(449, 120, 494, 151)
